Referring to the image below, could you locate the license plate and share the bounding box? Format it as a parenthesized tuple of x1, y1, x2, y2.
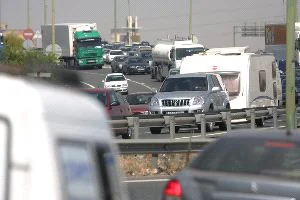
(166, 111, 184, 114)
(88, 60, 95, 63)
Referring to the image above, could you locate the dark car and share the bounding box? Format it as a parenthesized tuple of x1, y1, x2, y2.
(281, 77, 300, 105)
(122, 56, 149, 75)
(163, 129, 300, 200)
(111, 55, 128, 73)
(83, 88, 133, 139)
(126, 92, 156, 115)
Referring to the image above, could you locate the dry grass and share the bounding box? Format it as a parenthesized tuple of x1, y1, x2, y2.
(119, 153, 198, 177)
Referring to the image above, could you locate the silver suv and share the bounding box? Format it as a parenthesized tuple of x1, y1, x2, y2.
(149, 73, 230, 133)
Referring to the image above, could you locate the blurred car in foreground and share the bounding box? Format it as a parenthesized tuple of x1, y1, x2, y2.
(163, 129, 300, 200)
(111, 55, 128, 73)
(103, 73, 128, 95)
(122, 56, 150, 75)
(83, 88, 133, 139)
(126, 92, 156, 115)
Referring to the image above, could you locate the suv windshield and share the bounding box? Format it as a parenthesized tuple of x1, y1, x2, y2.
(160, 77, 208, 92)
(110, 51, 123, 55)
(176, 47, 204, 60)
(128, 57, 144, 63)
(190, 138, 300, 179)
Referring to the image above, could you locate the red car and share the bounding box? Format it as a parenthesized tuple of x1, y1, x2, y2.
(126, 92, 156, 115)
(83, 88, 133, 139)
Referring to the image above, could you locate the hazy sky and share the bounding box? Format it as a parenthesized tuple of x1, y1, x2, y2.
(1, 0, 300, 50)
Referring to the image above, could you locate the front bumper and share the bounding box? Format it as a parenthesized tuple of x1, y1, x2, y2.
(150, 105, 204, 115)
(106, 86, 128, 93)
(77, 57, 104, 67)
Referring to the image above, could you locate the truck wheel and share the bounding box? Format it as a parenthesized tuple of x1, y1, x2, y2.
(150, 127, 162, 134)
(255, 118, 265, 127)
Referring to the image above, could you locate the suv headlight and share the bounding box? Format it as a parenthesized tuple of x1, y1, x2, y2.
(150, 97, 159, 106)
(191, 96, 204, 105)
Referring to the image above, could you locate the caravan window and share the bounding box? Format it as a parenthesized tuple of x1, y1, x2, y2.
(219, 73, 240, 97)
(259, 70, 267, 92)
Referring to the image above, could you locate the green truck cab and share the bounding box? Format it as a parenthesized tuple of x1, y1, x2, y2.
(73, 30, 104, 69)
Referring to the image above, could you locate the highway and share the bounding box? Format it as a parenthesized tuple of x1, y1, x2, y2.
(77, 65, 290, 200)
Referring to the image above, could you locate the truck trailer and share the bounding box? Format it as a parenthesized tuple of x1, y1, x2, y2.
(150, 40, 204, 82)
(41, 23, 104, 69)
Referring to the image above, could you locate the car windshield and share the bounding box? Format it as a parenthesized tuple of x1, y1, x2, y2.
(86, 92, 107, 106)
(175, 47, 204, 60)
(128, 57, 144, 63)
(106, 75, 126, 82)
(190, 137, 300, 179)
(127, 93, 154, 105)
(110, 51, 123, 55)
(160, 77, 208, 92)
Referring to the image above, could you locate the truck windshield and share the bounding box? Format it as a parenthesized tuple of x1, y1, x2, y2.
(175, 47, 204, 60)
(77, 38, 101, 48)
(160, 77, 208, 92)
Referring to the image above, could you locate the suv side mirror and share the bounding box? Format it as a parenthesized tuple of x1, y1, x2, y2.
(111, 101, 120, 106)
(212, 86, 220, 92)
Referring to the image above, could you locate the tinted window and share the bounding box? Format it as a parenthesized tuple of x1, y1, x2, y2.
(59, 143, 99, 200)
(259, 70, 266, 92)
(190, 137, 300, 179)
(127, 93, 154, 105)
(87, 92, 107, 106)
(160, 77, 208, 92)
(110, 51, 123, 55)
(128, 57, 144, 63)
(105, 75, 125, 82)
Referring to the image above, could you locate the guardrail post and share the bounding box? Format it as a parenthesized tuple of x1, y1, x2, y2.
(272, 107, 278, 129)
(164, 116, 175, 139)
(200, 114, 206, 138)
(221, 111, 231, 131)
(246, 109, 256, 129)
(127, 117, 139, 139)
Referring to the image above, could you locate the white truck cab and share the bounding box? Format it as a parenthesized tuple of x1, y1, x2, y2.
(0, 74, 128, 200)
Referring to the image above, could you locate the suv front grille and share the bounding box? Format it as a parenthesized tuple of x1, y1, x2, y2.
(162, 99, 190, 107)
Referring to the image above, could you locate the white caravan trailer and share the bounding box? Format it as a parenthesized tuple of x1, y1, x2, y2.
(180, 47, 282, 112)
(0, 74, 128, 200)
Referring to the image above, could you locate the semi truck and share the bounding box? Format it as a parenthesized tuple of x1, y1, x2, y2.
(150, 40, 205, 81)
(41, 23, 104, 69)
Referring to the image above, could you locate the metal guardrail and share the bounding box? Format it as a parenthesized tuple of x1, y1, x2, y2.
(113, 106, 300, 154)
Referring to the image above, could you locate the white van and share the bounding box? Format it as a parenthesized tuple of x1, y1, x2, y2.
(180, 47, 282, 115)
(0, 74, 128, 200)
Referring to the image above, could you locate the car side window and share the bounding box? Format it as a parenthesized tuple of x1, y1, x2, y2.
(115, 92, 127, 104)
(211, 75, 222, 90)
(110, 91, 120, 105)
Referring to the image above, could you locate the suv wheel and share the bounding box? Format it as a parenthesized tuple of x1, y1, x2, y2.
(255, 118, 265, 127)
(122, 128, 133, 139)
(150, 127, 162, 134)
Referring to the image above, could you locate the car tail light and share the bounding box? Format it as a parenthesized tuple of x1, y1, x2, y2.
(163, 179, 183, 200)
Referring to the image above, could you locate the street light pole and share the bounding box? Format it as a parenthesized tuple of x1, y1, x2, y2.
(114, 0, 117, 42)
(27, 0, 30, 28)
(286, 0, 297, 131)
(51, 0, 55, 54)
(188, 0, 192, 39)
(44, 0, 47, 24)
